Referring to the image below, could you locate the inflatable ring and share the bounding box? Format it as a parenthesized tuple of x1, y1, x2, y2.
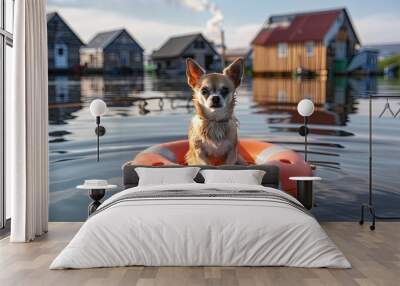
(132, 139, 313, 197)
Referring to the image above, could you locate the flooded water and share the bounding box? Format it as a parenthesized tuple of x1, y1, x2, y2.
(49, 74, 400, 222)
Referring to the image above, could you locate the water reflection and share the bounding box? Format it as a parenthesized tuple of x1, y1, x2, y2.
(48, 75, 378, 131)
(48, 74, 400, 222)
(49, 75, 195, 120)
(48, 76, 82, 125)
(252, 76, 376, 127)
(348, 77, 378, 96)
(150, 76, 191, 96)
(80, 75, 144, 106)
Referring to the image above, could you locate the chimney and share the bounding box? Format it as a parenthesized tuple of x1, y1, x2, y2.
(220, 29, 226, 68)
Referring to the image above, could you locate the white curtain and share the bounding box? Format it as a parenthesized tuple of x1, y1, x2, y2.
(8, 0, 49, 242)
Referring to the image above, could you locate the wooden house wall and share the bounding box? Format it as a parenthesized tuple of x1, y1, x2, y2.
(103, 31, 144, 72)
(80, 50, 103, 69)
(154, 36, 220, 75)
(326, 27, 358, 72)
(253, 42, 327, 74)
(182, 40, 219, 71)
(47, 15, 83, 70)
(153, 57, 181, 71)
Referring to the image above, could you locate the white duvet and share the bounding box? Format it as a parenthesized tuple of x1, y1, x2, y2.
(50, 183, 350, 269)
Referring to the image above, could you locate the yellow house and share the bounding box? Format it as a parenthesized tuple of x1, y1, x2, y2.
(252, 8, 360, 75)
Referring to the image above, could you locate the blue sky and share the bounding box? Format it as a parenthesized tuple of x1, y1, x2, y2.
(47, 0, 400, 52)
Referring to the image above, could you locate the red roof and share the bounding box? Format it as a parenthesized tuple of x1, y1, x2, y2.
(252, 9, 343, 45)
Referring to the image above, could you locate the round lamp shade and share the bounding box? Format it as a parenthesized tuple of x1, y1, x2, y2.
(297, 99, 314, 117)
(90, 99, 107, 117)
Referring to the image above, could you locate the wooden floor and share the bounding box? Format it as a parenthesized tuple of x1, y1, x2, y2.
(0, 222, 399, 286)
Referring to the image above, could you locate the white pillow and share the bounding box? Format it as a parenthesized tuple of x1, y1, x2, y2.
(200, 169, 266, 185)
(136, 167, 200, 186)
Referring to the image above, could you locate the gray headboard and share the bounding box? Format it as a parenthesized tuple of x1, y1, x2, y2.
(122, 163, 280, 189)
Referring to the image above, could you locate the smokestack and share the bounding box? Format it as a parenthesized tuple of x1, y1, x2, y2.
(220, 29, 226, 68)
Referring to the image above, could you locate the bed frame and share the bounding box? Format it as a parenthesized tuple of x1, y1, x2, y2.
(121, 163, 280, 190)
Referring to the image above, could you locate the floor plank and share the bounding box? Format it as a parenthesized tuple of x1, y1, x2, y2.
(0, 222, 399, 286)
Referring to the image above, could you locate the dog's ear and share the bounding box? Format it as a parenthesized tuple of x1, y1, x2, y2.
(186, 58, 205, 89)
(223, 58, 244, 88)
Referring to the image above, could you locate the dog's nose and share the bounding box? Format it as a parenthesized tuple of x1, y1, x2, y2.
(211, 96, 220, 104)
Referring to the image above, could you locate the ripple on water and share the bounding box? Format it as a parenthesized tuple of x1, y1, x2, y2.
(48, 75, 400, 221)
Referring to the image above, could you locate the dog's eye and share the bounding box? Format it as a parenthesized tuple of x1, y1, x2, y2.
(220, 87, 230, 97)
(201, 88, 209, 97)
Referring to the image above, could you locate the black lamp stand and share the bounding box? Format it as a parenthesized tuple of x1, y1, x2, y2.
(304, 116, 308, 162)
(94, 116, 106, 162)
(299, 116, 310, 162)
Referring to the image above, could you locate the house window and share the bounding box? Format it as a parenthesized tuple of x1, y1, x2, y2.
(205, 55, 214, 70)
(278, 43, 288, 58)
(305, 42, 314, 57)
(134, 53, 141, 62)
(90, 54, 95, 65)
(277, 90, 287, 102)
(335, 41, 347, 59)
(108, 53, 119, 67)
(120, 51, 129, 66)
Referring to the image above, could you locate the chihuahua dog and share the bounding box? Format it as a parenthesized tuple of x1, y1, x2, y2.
(185, 58, 245, 165)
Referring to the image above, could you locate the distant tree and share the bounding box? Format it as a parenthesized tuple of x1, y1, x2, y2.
(379, 54, 400, 73)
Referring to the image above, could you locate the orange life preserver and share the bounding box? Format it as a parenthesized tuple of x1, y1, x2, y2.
(132, 139, 313, 197)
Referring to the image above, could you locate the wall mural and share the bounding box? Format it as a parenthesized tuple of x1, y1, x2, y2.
(47, 10, 400, 223)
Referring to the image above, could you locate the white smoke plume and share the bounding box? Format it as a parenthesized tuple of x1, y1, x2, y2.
(166, 0, 224, 43)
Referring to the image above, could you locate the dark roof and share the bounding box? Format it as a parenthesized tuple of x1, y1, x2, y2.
(152, 33, 216, 59)
(84, 29, 144, 51)
(252, 8, 355, 45)
(46, 12, 84, 45)
(47, 12, 57, 22)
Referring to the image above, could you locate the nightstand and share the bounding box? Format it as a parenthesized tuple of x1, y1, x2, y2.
(77, 180, 118, 216)
(289, 176, 322, 210)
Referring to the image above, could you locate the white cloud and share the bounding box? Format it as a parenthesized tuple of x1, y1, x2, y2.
(47, 5, 203, 52)
(49, 5, 400, 52)
(48, 4, 262, 51)
(166, 0, 224, 43)
(354, 14, 400, 44)
(225, 23, 261, 48)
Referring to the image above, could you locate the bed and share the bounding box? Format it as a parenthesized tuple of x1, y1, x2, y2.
(50, 164, 350, 269)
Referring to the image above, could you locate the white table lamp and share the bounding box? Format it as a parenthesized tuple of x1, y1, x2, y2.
(89, 99, 107, 162)
(297, 99, 314, 162)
